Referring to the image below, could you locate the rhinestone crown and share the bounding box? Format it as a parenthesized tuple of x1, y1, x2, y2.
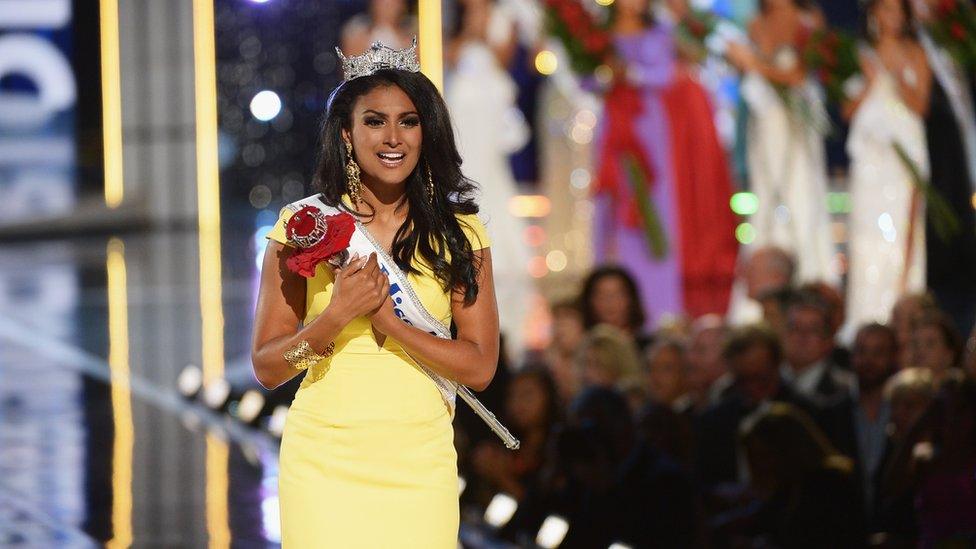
(336, 37, 420, 82)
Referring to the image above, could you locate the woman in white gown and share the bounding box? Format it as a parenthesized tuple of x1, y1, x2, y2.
(727, 0, 837, 285)
(445, 0, 533, 358)
(843, 0, 931, 338)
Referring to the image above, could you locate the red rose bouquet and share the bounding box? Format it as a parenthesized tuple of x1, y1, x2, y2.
(542, 0, 613, 76)
(927, 0, 976, 68)
(675, 9, 719, 62)
(284, 206, 355, 278)
(803, 28, 860, 106)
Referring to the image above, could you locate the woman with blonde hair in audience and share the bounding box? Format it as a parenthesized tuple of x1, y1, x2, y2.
(576, 324, 643, 391)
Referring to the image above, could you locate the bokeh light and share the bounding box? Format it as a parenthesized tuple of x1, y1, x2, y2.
(729, 192, 758, 216)
(735, 222, 756, 244)
(534, 50, 558, 75)
(250, 90, 282, 121)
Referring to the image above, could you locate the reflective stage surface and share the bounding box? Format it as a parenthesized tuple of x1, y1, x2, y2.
(0, 224, 284, 547)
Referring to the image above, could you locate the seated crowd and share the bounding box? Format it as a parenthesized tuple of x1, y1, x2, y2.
(454, 248, 976, 548)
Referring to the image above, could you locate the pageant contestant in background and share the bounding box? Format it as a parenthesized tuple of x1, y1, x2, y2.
(910, 0, 976, 338)
(252, 41, 501, 547)
(341, 0, 415, 55)
(842, 0, 930, 338)
(592, 0, 683, 327)
(727, 0, 837, 285)
(661, 0, 739, 318)
(446, 0, 533, 358)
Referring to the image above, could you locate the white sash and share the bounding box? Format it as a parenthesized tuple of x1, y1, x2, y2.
(285, 194, 520, 449)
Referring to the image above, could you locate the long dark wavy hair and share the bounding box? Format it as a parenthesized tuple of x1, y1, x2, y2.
(316, 69, 481, 304)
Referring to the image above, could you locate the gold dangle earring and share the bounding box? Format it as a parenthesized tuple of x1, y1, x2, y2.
(344, 138, 362, 207)
(425, 163, 434, 205)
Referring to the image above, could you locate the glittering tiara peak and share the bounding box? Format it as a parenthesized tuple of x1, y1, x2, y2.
(336, 37, 421, 82)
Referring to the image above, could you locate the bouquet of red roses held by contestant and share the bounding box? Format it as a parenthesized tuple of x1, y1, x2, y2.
(283, 205, 356, 278)
(927, 0, 976, 69)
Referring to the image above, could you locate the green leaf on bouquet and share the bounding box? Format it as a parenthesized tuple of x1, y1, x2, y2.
(624, 154, 668, 260)
(892, 141, 961, 244)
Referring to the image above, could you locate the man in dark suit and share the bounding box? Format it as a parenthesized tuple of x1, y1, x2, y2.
(782, 290, 855, 407)
(695, 325, 820, 487)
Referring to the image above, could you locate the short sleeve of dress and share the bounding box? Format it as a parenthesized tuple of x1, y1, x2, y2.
(265, 206, 296, 248)
(457, 213, 491, 251)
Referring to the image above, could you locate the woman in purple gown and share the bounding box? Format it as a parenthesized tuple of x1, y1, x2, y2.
(592, 0, 681, 328)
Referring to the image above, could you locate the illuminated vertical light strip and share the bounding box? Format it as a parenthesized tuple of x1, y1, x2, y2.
(100, 0, 124, 207)
(192, 0, 224, 384)
(418, 0, 443, 91)
(106, 238, 133, 549)
(193, 1, 230, 547)
(205, 434, 231, 549)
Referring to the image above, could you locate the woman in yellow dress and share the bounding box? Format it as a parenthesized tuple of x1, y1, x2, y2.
(251, 39, 500, 547)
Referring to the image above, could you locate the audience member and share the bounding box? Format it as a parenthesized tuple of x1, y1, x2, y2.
(890, 292, 939, 369)
(546, 300, 586, 405)
(909, 311, 964, 384)
(731, 403, 865, 547)
(686, 314, 732, 407)
(577, 324, 642, 390)
(801, 281, 851, 369)
(695, 324, 817, 486)
(782, 290, 855, 405)
(579, 266, 653, 350)
(728, 245, 797, 326)
(847, 323, 898, 524)
(470, 366, 561, 502)
(644, 338, 691, 411)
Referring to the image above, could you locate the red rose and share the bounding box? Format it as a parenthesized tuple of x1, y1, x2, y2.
(284, 211, 355, 278)
(952, 22, 966, 40)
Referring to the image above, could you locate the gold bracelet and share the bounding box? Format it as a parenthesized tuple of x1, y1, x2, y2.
(283, 340, 335, 371)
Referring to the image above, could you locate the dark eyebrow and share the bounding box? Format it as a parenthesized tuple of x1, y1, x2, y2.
(361, 109, 419, 118)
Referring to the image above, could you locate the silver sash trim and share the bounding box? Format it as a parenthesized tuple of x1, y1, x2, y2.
(285, 194, 520, 450)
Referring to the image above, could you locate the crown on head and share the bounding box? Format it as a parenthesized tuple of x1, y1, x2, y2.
(335, 37, 420, 82)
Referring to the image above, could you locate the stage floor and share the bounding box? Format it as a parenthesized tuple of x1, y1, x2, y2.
(0, 225, 283, 547)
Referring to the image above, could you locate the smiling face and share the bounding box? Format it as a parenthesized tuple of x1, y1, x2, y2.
(342, 84, 422, 193)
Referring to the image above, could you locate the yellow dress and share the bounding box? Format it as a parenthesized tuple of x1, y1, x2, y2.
(265, 195, 489, 548)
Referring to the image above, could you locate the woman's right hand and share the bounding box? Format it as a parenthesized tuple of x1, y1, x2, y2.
(328, 253, 390, 324)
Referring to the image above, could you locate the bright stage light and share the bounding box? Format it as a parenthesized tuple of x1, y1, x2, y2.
(250, 90, 282, 121)
(236, 390, 266, 424)
(536, 515, 570, 548)
(178, 364, 204, 398)
(484, 493, 518, 528)
(202, 378, 232, 410)
(457, 476, 467, 496)
(268, 405, 289, 438)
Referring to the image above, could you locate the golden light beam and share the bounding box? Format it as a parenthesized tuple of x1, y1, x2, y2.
(418, 0, 443, 91)
(100, 0, 124, 208)
(105, 238, 133, 549)
(192, 0, 225, 385)
(206, 435, 231, 549)
(193, 1, 230, 546)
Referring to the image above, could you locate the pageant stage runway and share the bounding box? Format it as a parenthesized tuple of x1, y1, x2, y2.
(0, 223, 286, 547)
